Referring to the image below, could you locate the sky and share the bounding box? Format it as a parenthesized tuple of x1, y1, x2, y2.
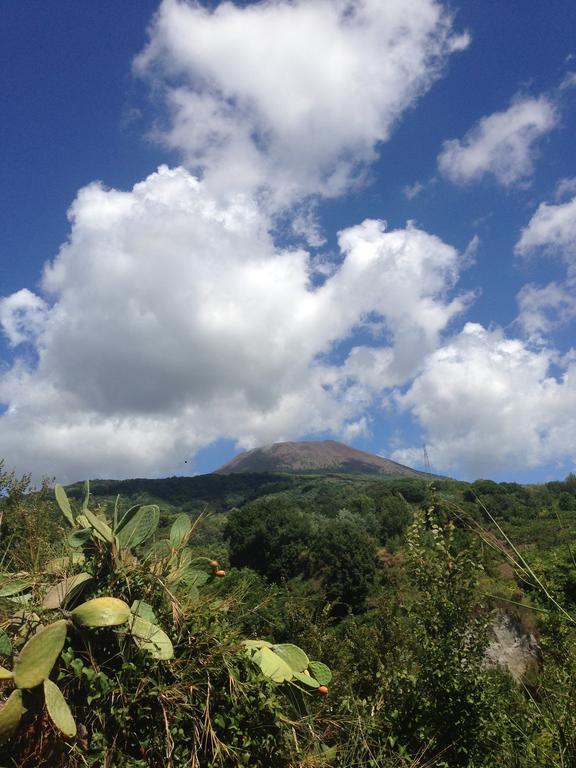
(1, 0, 576, 485)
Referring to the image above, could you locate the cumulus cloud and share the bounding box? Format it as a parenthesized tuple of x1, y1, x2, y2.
(136, 0, 468, 204)
(513, 194, 576, 339)
(0, 289, 49, 347)
(0, 166, 468, 481)
(438, 96, 558, 186)
(393, 323, 576, 477)
(516, 281, 576, 337)
(515, 194, 576, 268)
(555, 177, 576, 201)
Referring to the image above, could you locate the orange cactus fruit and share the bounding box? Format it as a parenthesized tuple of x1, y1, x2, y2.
(215, 569, 226, 577)
(317, 685, 329, 695)
(209, 560, 219, 568)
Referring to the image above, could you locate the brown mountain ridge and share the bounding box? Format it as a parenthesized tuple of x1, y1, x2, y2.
(213, 440, 432, 478)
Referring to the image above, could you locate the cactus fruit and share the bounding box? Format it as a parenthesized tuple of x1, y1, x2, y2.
(13, 619, 68, 689)
(116, 505, 159, 549)
(169, 514, 192, 548)
(43, 679, 77, 738)
(42, 572, 93, 610)
(71, 597, 130, 628)
(209, 560, 219, 568)
(317, 685, 329, 695)
(215, 570, 226, 577)
(128, 616, 174, 660)
(0, 690, 26, 745)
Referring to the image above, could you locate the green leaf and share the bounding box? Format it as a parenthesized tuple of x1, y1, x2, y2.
(81, 479, 90, 512)
(182, 569, 209, 588)
(68, 528, 93, 548)
(54, 484, 75, 526)
(45, 553, 86, 573)
(13, 620, 68, 689)
(0, 579, 32, 597)
(72, 597, 131, 628)
(292, 670, 320, 688)
(116, 505, 159, 549)
(42, 573, 93, 610)
(272, 643, 309, 673)
(44, 679, 76, 738)
(242, 639, 273, 649)
(128, 616, 173, 660)
(114, 503, 142, 533)
(0, 690, 26, 745)
(0, 630, 12, 657)
(308, 661, 332, 686)
(113, 494, 121, 531)
(130, 600, 157, 624)
(81, 508, 114, 544)
(256, 646, 294, 683)
(169, 514, 192, 548)
(178, 549, 193, 570)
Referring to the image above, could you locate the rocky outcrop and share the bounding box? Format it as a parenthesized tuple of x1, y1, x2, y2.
(485, 612, 540, 681)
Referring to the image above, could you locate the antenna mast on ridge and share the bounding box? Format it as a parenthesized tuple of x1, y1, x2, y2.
(422, 443, 432, 475)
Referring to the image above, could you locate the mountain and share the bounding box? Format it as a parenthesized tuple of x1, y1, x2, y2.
(213, 440, 432, 478)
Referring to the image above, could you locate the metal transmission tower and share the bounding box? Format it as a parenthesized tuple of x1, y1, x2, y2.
(422, 443, 432, 475)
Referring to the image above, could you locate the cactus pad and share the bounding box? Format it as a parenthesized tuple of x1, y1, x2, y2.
(13, 619, 68, 689)
(72, 597, 131, 627)
(128, 615, 174, 660)
(0, 690, 26, 745)
(169, 514, 192, 548)
(116, 505, 159, 549)
(43, 679, 77, 738)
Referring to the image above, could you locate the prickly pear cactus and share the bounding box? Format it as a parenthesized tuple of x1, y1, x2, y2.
(13, 619, 68, 689)
(242, 640, 332, 691)
(43, 679, 77, 738)
(71, 597, 131, 628)
(0, 690, 26, 746)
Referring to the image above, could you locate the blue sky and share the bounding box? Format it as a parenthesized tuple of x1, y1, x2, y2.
(1, 0, 576, 484)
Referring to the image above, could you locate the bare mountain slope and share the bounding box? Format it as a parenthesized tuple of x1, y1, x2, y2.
(213, 440, 431, 478)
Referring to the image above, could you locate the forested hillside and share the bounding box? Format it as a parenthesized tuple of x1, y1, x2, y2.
(1, 461, 576, 766)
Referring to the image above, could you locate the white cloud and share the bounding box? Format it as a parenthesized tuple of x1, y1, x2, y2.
(560, 71, 576, 90)
(515, 194, 576, 269)
(394, 323, 576, 477)
(136, 0, 468, 204)
(513, 194, 576, 340)
(516, 281, 576, 337)
(0, 289, 49, 347)
(0, 166, 468, 481)
(555, 177, 576, 201)
(403, 180, 426, 200)
(438, 96, 558, 186)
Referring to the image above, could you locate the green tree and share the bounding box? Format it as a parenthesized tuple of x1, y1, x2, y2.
(312, 518, 376, 613)
(225, 497, 312, 581)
